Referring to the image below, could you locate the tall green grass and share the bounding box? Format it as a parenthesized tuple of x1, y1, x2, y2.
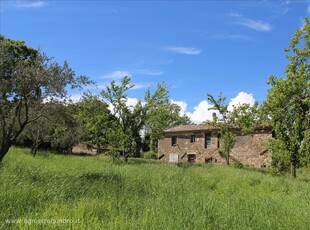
(1, 147, 310, 229)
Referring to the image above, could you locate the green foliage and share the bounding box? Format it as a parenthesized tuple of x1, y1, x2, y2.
(299, 129, 310, 167)
(268, 139, 290, 174)
(0, 35, 90, 161)
(142, 150, 157, 159)
(15, 103, 85, 155)
(101, 76, 144, 156)
(206, 93, 237, 165)
(231, 102, 261, 135)
(76, 93, 114, 153)
(48, 103, 83, 154)
(206, 93, 260, 165)
(17, 113, 51, 156)
(264, 18, 310, 177)
(176, 161, 192, 168)
(1, 148, 310, 229)
(145, 83, 191, 152)
(101, 77, 191, 155)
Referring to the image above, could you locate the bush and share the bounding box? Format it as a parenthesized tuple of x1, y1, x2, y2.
(176, 161, 192, 168)
(142, 151, 157, 159)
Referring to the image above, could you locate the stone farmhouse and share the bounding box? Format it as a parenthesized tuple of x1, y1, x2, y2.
(158, 124, 272, 167)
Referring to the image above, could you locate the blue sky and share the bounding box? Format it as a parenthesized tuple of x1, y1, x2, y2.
(1, 0, 309, 123)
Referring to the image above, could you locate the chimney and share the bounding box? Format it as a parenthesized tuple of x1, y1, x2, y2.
(212, 112, 217, 123)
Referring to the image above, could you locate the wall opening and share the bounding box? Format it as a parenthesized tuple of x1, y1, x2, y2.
(169, 153, 179, 163)
(187, 154, 196, 163)
(171, 136, 177, 146)
(190, 135, 196, 143)
(205, 133, 211, 149)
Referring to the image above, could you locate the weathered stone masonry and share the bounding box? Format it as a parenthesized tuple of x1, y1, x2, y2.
(158, 125, 272, 167)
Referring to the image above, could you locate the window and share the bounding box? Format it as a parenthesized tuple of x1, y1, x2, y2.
(217, 133, 221, 148)
(190, 135, 195, 143)
(205, 133, 211, 149)
(171, 136, 177, 146)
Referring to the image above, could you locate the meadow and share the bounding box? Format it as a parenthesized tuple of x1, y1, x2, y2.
(1, 147, 310, 230)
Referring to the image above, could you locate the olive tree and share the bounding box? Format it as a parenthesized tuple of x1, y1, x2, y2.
(0, 35, 89, 162)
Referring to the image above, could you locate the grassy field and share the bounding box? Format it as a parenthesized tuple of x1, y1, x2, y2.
(1, 147, 310, 229)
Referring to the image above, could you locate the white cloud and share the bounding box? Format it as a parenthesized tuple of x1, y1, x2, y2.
(43, 94, 84, 104)
(186, 100, 218, 124)
(164, 46, 201, 55)
(15, 1, 47, 8)
(238, 19, 271, 32)
(99, 70, 131, 79)
(228, 92, 255, 111)
(103, 92, 256, 125)
(170, 100, 188, 116)
(131, 83, 151, 90)
(67, 94, 83, 103)
(230, 14, 272, 32)
(133, 69, 164, 76)
(108, 97, 139, 114)
(183, 92, 256, 124)
(229, 13, 242, 17)
(307, 5, 310, 14)
(126, 97, 139, 108)
(209, 33, 255, 41)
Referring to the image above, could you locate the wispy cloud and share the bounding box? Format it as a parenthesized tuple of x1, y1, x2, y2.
(209, 33, 255, 41)
(133, 69, 164, 76)
(131, 83, 151, 90)
(307, 5, 310, 14)
(15, 1, 47, 8)
(230, 13, 272, 32)
(164, 46, 201, 55)
(158, 59, 174, 65)
(98, 70, 131, 79)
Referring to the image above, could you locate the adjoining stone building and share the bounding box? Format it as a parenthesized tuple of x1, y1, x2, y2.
(158, 124, 272, 167)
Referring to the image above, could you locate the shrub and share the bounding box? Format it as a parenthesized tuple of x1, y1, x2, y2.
(142, 151, 157, 159)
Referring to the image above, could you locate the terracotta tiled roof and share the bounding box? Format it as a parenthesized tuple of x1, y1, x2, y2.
(163, 123, 272, 133)
(163, 124, 218, 133)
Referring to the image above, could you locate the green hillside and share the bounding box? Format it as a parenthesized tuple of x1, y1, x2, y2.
(1, 148, 310, 229)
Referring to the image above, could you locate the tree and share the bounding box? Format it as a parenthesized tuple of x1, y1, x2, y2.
(16, 102, 86, 155)
(76, 93, 114, 154)
(263, 18, 310, 178)
(206, 93, 260, 165)
(101, 76, 141, 156)
(206, 93, 236, 165)
(145, 83, 191, 152)
(231, 102, 261, 135)
(0, 35, 89, 162)
(17, 110, 52, 156)
(101, 77, 191, 156)
(49, 103, 84, 154)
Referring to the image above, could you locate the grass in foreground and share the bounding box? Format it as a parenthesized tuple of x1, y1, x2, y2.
(1, 147, 310, 229)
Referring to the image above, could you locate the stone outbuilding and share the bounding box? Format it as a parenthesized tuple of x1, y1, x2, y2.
(157, 124, 272, 167)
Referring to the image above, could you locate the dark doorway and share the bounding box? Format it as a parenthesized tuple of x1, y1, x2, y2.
(187, 154, 196, 163)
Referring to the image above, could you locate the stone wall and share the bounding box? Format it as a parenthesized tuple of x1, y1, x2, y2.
(158, 130, 272, 167)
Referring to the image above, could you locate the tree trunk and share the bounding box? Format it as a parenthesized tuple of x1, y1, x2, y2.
(0, 153, 5, 163)
(290, 161, 297, 178)
(31, 130, 40, 156)
(226, 148, 230, 165)
(31, 146, 38, 157)
(0, 144, 11, 163)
